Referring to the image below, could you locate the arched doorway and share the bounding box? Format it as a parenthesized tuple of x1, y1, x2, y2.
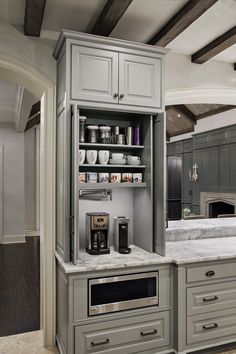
(0, 54, 56, 347)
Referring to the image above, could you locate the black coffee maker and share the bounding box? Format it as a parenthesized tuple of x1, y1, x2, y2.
(113, 216, 131, 254)
(86, 212, 110, 255)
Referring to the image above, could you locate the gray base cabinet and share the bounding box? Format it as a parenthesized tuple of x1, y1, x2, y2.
(175, 259, 236, 354)
(75, 312, 170, 354)
(56, 263, 173, 354)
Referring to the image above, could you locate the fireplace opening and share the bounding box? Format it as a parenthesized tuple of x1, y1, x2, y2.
(209, 201, 235, 218)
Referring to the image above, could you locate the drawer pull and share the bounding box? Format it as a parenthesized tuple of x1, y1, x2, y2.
(203, 323, 218, 330)
(141, 329, 158, 336)
(205, 270, 215, 277)
(203, 295, 218, 302)
(91, 338, 110, 346)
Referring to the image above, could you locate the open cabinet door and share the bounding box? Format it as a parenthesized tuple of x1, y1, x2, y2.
(0, 145, 3, 242)
(71, 104, 80, 264)
(153, 113, 166, 256)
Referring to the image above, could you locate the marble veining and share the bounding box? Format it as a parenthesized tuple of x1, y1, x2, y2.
(55, 236, 236, 274)
(167, 217, 236, 241)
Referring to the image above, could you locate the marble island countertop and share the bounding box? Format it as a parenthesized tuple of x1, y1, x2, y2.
(167, 217, 236, 241)
(55, 236, 236, 274)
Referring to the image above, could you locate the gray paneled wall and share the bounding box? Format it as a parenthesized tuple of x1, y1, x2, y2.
(168, 124, 236, 218)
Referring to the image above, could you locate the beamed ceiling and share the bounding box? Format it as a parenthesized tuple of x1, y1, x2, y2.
(166, 104, 236, 139)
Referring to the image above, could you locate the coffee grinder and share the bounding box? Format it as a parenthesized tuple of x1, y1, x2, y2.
(113, 216, 131, 254)
(86, 212, 110, 255)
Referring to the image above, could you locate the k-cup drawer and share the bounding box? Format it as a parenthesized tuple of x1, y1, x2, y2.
(75, 311, 170, 354)
(186, 262, 236, 283)
(187, 308, 236, 345)
(187, 281, 236, 316)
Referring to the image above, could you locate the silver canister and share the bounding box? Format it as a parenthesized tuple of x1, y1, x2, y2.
(79, 116, 87, 143)
(126, 126, 133, 145)
(111, 126, 119, 144)
(117, 134, 125, 145)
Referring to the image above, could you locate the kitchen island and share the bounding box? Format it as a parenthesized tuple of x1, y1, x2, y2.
(167, 217, 236, 241)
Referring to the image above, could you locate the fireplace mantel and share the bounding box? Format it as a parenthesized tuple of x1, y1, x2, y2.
(200, 192, 236, 218)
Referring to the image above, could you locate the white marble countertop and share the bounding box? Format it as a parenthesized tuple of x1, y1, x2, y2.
(55, 236, 236, 274)
(167, 217, 236, 241)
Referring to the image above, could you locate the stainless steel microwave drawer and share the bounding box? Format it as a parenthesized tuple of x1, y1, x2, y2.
(186, 262, 236, 283)
(75, 311, 170, 354)
(187, 281, 236, 316)
(187, 308, 236, 345)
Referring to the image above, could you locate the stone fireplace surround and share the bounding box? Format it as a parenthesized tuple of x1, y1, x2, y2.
(200, 192, 236, 218)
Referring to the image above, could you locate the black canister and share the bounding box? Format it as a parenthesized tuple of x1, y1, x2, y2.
(79, 116, 87, 143)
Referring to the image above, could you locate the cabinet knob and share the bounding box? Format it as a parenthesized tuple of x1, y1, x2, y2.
(113, 93, 119, 99)
(119, 94, 124, 99)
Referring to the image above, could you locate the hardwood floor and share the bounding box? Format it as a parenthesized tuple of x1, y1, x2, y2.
(0, 236, 40, 336)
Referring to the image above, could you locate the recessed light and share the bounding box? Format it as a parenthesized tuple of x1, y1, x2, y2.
(177, 113, 181, 118)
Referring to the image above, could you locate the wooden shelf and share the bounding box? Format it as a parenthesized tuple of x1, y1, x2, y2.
(80, 164, 146, 169)
(79, 143, 144, 149)
(78, 183, 146, 189)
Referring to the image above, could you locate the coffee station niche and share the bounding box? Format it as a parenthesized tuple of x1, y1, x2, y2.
(54, 31, 167, 263)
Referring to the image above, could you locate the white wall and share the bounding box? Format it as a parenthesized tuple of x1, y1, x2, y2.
(165, 52, 236, 98)
(170, 108, 236, 142)
(0, 23, 56, 84)
(0, 127, 25, 240)
(25, 128, 36, 230)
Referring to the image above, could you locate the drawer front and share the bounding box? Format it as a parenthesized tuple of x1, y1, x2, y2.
(187, 308, 236, 345)
(186, 262, 236, 283)
(75, 311, 170, 354)
(187, 281, 236, 316)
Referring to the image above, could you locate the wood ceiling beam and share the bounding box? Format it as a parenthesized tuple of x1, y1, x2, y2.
(91, 0, 133, 36)
(24, 0, 47, 36)
(172, 104, 197, 125)
(234, 63, 236, 71)
(195, 105, 236, 120)
(166, 131, 170, 142)
(148, 0, 218, 46)
(192, 26, 236, 64)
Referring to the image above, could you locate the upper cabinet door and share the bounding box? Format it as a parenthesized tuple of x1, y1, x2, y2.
(71, 46, 119, 104)
(119, 53, 161, 108)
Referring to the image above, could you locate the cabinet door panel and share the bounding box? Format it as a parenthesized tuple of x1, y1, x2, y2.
(71, 46, 118, 103)
(119, 53, 161, 108)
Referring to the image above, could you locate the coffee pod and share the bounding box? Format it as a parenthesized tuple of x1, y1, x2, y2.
(110, 173, 121, 183)
(79, 172, 86, 183)
(98, 173, 109, 183)
(121, 173, 132, 183)
(86, 172, 97, 183)
(132, 173, 142, 183)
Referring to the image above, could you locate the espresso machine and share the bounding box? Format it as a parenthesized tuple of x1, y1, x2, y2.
(113, 216, 131, 254)
(86, 212, 110, 255)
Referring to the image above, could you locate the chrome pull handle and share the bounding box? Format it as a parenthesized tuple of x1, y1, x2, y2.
(91, 338, 110, 346)
(203, 295, 218, 302)
(113, 93, 119, 98)
(119, 93, 124, 99)
(141, 329, 158, 336)
(203, 323, 218, 330)
(205, 270, 215, 277)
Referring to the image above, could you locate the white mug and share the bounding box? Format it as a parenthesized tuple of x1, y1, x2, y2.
(79, 149, 86, 165)
(98, 150, 109, 165)
(86, 150, 97, 164)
